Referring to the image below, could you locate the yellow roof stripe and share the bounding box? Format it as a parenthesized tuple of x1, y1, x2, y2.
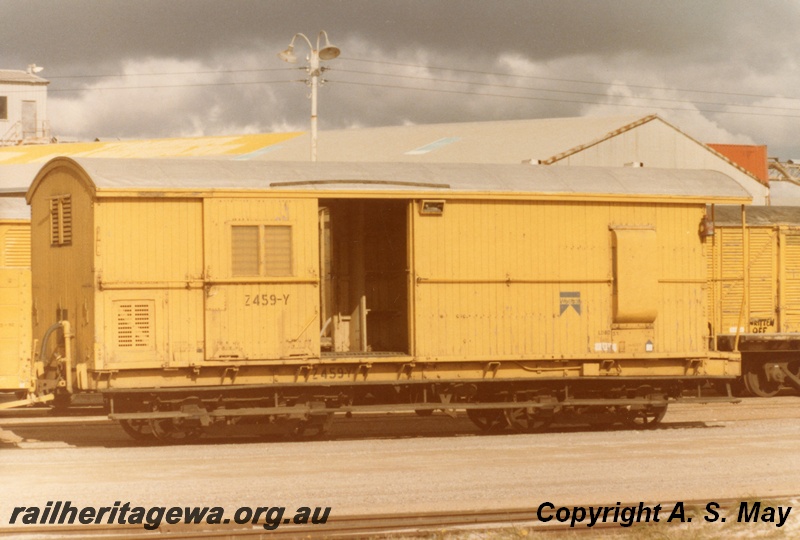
(0, 132, 303, 164)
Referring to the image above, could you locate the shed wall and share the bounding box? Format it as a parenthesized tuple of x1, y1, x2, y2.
(553, 120, 767, 204)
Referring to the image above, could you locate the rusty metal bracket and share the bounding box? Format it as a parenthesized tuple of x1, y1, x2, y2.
(356, 363, 372, 381)
(483, 361, 501, 378)
(295, 365, 312, 382)
(685, 358, 704, 375)
(600, 359, 621, 374)
(398, 363, 415, 380)
(222, 366, 239, 384)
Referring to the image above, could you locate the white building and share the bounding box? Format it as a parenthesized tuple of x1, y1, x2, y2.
(0, 65, 49, 146)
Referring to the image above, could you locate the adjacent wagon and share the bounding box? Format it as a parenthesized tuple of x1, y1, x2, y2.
(708, 205, 800, 396)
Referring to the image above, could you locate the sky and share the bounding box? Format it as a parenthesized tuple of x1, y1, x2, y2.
(2, 0, 800, 158)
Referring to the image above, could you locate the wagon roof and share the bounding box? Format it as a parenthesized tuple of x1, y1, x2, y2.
(27, 156, 751, 204)
(713, 205, 800, 226)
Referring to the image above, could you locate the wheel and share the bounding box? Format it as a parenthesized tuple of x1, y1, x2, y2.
(625, 405, 667, 429)
(119, 419, 156, 442)
(411, 386, 436, 416)
(503, 407, 552, 433)
(148, 418, 203, 443)
(742, 367, 781, 398)
(466, 408, 506, 432)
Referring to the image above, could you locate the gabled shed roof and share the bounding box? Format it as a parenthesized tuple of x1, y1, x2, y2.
(249, 115, 651, 164)
(244, 114, 766, 197)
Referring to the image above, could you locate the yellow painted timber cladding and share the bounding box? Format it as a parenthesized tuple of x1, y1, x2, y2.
(0, 224, 31, 267)
(0, 221, 33, 391)
(0, 268, 32, 392)
(611, 228, 658, 324)
(412, 201, 706, 358)
(203, 198, 319, 360)
(709, 217, 800, 335)
(93, 197, 319, 366)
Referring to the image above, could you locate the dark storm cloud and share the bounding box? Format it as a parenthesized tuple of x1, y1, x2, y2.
(3, 1, 797, 72)
(1, 1, 799, 156)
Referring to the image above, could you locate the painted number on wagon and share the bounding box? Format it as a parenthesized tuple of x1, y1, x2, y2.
(311, 366, 353, 380)
(244, 294, 290, 307)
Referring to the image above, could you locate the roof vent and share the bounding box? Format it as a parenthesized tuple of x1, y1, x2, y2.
(625, 162, 644, 167)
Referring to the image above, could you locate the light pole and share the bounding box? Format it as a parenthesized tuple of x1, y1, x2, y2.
(278, 31, 340, 162)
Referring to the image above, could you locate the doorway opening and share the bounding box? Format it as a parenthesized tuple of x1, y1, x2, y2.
(319, 199, 409, 355)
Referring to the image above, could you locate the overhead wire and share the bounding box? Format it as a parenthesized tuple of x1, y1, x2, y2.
(14, 58, 800, 118)
(328, 79, 800, 119)
(333, 68, 800, 113)
(339, 56, 800, 103)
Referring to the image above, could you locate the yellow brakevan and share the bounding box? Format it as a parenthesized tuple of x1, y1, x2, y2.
(26, 157, 749, 440)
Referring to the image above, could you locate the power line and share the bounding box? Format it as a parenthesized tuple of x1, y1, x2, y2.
(36, 58, 800, 105)
(45, 67, 296, 79)
(336, 68, 800, 113)
(8, 57, 800, 118)
(339, 56, 800, 103)
(46, 80, 298, 93)
(330, 79, 800, 119)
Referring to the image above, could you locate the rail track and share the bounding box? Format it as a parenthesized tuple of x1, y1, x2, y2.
(2, 397, 799, 450)
(1, 497, 796, 539)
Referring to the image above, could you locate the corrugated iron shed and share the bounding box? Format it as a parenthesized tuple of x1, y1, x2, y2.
(249, 115, 650, 164)
(243, 114, 768, 205)
(2, 114, 769, 204)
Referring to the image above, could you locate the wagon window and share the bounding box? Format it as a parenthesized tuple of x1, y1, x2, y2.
(49, 195, 72, 247)
(231, 225, 260, 276)
(230, 224, 293, 277)
(264, 225, 292, 277)
(611, 228, 658, 324)
(0, 96, 7, 120)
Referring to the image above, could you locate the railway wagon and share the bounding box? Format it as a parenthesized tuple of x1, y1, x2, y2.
(0, 198, 32, 399)
(708, 205, 800, 396)
(27, 157, 748, 440)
